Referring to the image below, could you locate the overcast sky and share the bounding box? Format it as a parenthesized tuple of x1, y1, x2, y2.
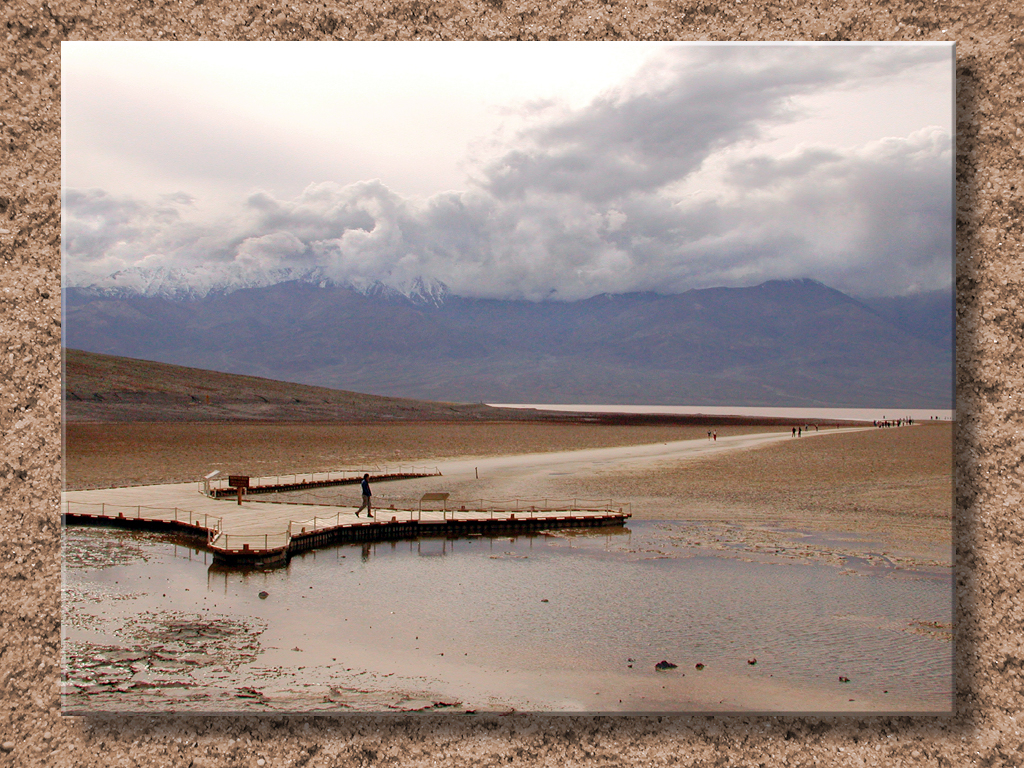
(62, 41, 954, 300)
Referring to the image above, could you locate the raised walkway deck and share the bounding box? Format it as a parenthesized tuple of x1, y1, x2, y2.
(62, 471, 631, 568)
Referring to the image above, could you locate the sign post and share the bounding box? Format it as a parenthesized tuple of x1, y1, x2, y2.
(228, 475, 250, 505)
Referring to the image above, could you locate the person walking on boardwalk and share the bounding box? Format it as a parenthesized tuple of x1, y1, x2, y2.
(356, 473, 374, 518)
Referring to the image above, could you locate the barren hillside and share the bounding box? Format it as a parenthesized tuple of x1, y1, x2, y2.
(63, 349, 534, 422)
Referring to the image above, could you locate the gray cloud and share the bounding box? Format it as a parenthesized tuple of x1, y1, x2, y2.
(63, 45, 953, 300)
(479, 45, 948, 203)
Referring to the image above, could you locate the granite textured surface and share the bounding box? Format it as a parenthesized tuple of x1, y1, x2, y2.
(1, 2, 1019, 766)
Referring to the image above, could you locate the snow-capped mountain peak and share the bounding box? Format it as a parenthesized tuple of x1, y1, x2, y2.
(67, 265, 450, 306)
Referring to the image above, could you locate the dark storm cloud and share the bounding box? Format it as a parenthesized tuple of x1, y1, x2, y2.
(63, 46, 953, 300)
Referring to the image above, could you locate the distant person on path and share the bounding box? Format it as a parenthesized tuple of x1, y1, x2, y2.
(792, 427, 797, 437)
(713, 431, 717, 442)
(356, 473, 373, 518)
(708, 430, 712, 441)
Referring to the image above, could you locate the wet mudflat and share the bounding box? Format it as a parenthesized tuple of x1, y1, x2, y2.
(62, 522, 951, 714)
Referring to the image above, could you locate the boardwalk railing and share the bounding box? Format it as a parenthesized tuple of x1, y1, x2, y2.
(64, 498, 630, 559)
(200, 465, 441, 497)
(63, 500, 223, 547)
(208, 531, 290, 552)
(275, 494, 632, 520)
(286, 498, 631, 532)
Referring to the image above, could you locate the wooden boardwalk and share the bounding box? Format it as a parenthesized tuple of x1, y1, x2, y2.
(62, 474, 631, 568)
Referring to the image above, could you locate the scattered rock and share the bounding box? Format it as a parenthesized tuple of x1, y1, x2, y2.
(655, 660, 678, 670)
(695, 663, 705, 670)
(258, 591, 269, 599)
(839, 676, 850, 683)
(1, 742, 14, 753)
(389, 699, 438, 712)
(748, 658, 757, 665)
(541, 599, 549, 603)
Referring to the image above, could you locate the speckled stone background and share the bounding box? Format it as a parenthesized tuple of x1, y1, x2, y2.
(0, 1, 1017, 766)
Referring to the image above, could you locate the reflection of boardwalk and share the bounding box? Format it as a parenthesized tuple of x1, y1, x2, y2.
(62, 477, 630, 568)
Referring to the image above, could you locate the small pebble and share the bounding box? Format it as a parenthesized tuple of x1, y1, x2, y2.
(1, 742, 14, 753)
(257, 760, 266, 767)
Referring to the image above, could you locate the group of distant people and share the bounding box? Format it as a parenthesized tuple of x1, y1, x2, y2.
(790, 424, 820, 437)
(873, 418, 914, 428)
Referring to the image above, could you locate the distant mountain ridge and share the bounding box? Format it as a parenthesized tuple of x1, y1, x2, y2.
(70, 265, 451, 307)
(64, 278, 954, 409)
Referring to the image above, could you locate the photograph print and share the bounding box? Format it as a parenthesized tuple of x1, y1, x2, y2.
(61, 41, 954, 713)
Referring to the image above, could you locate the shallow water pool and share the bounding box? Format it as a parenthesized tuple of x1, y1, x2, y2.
(62, 522, 952, 713)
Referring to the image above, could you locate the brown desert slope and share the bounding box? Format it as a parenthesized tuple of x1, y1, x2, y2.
(63, 348, 532, 423)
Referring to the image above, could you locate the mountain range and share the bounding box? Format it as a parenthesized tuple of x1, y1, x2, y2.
(63, 278, 954, 409)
